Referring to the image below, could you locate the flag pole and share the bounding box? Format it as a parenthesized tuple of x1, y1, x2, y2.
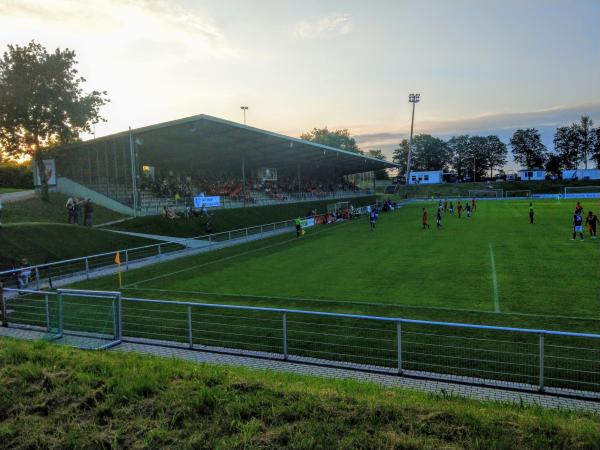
(115, 251, 122, 289)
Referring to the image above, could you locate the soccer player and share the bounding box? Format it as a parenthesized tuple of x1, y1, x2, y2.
(436, 208, 442, 228)
(443, 198, 448, 212)
(586, 211, 598, 239)
(471, 197, 477, 211)
(449, 201, 454, 214)
(465, 203, 471, 218)
(370, 208, 377, 230)
(422, 208, 430, 229)
(457, 201, 463, 218)
(529, 203, 534, 224)
(572, 211, 584, 241)
(575, 202, 584, 215)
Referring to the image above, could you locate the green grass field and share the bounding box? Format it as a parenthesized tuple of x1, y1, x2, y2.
(77, 198, 600, 330)
(8, 198, 600, 392)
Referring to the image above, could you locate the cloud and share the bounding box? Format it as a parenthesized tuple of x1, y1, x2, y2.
(0, 0, 238, 59)
(293, 13, 353, 39)
(353, 102, 600, 156)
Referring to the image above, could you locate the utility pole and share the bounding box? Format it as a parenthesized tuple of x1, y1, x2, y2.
(240, 106, 248, 125)
(406, 93, 420, 185)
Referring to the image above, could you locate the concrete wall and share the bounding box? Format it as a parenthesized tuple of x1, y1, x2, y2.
(56, 177, 134, 216)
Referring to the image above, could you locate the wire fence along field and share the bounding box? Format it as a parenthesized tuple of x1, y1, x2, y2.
(3, 288, 600, 397)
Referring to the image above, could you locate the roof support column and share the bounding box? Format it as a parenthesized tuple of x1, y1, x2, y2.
(297, 162, 301, 197)
(128, 127, 138, 217)
(241, 157, 246, 207)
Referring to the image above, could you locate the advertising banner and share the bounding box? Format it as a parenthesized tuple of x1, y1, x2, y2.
(34, 159, 57, 186)
(193, 196, 221, 208)
(300, 218, 316, 228)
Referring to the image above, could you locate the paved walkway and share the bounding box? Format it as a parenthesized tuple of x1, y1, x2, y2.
(0, 189, 36, 203)
(107, 229, 210, 249)
(1, 326, 598, 413)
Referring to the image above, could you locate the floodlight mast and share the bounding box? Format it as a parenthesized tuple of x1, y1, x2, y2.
(240, 106, 249, 125)
(406, 93, 420, 185)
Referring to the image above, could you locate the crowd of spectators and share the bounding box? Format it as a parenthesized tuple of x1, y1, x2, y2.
(140, 173, 359, 204)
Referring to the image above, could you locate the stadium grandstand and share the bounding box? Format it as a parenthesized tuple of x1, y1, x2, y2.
(52, 114, 396, 215)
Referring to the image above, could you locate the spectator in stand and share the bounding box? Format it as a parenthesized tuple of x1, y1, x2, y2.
(83, 199, 94, 227)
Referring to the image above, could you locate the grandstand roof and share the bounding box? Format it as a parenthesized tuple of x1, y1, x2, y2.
(63, 114, 397, 175)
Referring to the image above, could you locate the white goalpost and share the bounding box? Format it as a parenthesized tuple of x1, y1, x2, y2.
(564, 186, 600, 199)
(468, 189, 503, 198)
(504, 190, 531, 198)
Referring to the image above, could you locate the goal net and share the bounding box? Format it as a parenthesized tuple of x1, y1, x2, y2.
(504, 190, 531, 198)
(564, 186, 600, 199)
(468, 189, 503, 198)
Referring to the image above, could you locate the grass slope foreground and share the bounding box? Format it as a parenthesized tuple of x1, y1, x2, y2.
(0, 224, 157, 270)
(0, 338, 598, 449)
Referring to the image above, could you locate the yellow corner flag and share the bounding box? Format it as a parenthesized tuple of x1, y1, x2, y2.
(115, 251, 122, 288)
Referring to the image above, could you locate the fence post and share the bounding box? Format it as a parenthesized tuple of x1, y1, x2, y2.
(188, 306, 193, 349)
(84, 257, 90, 280)
(245, 228, 249, 239)
(228, 231, 232, 241)
(125, 249, 129, 270)
(112, 296, 118, 340)
(538, 333, 545, 392)
(282, 312, 288, 360)
(57, 291, 64, 335)
(397, 321, 402, 374)
(0, 283, 6, 327)
(117, 293, 122, 340)
(45, 294, 50, 331)
(273, 223, 276, 232)
(158, 244, 162, 260)
(35, 266, 40, 290)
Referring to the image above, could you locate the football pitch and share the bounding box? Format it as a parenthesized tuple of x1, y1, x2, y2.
(79, 198, 600, 332)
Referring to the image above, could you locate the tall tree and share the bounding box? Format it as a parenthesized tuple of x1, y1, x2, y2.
(576, 116, 595, 170)
(300, 127, 362, 154)
(510, 128, 548, 169)
(593, 127, 600, 169)
(447, 135, 470, 180)
(464, 136, 489, 182)
(482, 135, 508, 179)
(553, 125, 581, 170)
(408, 134, 451, 172)
(0, 41, 108, 200)
(545, 154, 562, 177)
(392, 139, 409, 176)
(366, 149, 389, 180)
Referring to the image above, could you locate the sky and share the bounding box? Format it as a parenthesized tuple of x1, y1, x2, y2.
(1, 0, 599, 169)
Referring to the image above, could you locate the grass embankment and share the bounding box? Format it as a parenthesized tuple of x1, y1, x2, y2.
(385, 180, 600, 199)
(0, 188, 24, 194)
(1, 192, 126, 225)
(109, 196, 376, 237)
(0, 224, 157, 271)
(0, 338, 598, 449)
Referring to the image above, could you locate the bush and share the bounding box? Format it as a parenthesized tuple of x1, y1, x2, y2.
(0, 163, 33, 189)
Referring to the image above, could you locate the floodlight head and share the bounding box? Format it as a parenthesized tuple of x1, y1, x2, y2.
(408, 93, 421, 103)
(240, 106, 248, 110)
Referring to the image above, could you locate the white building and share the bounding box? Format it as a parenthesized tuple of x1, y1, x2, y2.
(518, 169, 545, 181)
(562, 169, 600, 181)
(408, 170, 443, 185)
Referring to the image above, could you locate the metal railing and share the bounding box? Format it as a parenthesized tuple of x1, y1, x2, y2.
(0, 216, 306, 290)
(3, 288, 600, 396)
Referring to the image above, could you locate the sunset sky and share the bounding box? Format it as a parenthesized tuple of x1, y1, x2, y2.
(1, 0, 599, 165)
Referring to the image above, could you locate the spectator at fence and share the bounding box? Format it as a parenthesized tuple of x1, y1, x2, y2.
(66, 197, 75, 223)
(17, 258, 31, 291)
(83, 199, 94, 227)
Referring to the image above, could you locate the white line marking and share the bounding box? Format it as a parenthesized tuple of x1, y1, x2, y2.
(120, 287, 600, 322)
(489, 242, 500, 313)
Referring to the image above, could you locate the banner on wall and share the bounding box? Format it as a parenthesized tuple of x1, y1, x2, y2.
(34, 159, 57, 186)
(300, 218, 316, 228)
(193, 195, 221, 208)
